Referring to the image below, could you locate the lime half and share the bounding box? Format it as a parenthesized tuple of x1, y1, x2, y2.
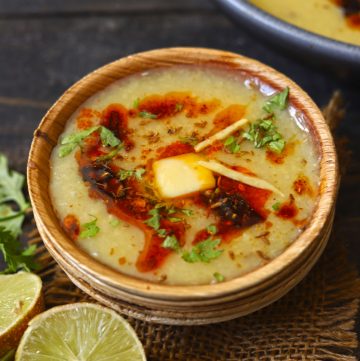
(0, 272, 44, 356)
(15, 303, 146, 361)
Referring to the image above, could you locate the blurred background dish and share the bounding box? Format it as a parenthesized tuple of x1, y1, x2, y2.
(213, 0, 360, 75)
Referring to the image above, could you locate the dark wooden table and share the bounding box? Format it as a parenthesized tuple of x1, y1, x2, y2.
(0, 0, 359, 350)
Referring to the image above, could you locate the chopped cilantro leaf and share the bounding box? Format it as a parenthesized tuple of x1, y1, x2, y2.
(109, 218, 121, 227)
(213, 272, 225, 283)
(263, 87, 289, 113)
(80, 217, 100, 238)
(144, 208, 161, 230)
(139, 111, 157, 119)
(162, 235, 180, 252)
(272, 202, 281, 211)
(206, 224, 217, 235)
(118, 168, 146, 181)
(168, 217, 182, 223)
(133, 98, 140, 108)
(182, 238, 223, 263)
(134, 168, 146, 180)
(99, 127, 121, 147)
(223, 136, 241, 154)
(59, 126, 121, 157)
(157, 229, 167, 238)
(181, 209, 194, 216)
(0, 226, 39, 274)
(243, 119, 285, 153)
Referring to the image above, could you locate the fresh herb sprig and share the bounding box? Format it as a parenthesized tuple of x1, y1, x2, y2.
(243, 119, 285, 154)
(139, 111, 157, 119)
(263, 87, 289, 113)
(162, 235, 180, 252)
(223, 136, 241, 154)
(58, 126, 121, 157)
(182, 237, 223, 263)
(118, 168, 146, 181)
(0, 226, 39, 274)
(79, 217, 100, 238)
(0, 154, 38, 274)
(0, 155, 30, 236)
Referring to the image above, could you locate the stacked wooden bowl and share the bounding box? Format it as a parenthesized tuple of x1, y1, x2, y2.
(28, 48, 338, 325)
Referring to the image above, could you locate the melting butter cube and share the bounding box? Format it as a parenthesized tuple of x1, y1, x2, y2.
(153, 153, 215, 198)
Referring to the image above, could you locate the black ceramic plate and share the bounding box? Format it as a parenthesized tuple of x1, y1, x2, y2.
(213, 0, 360, 74)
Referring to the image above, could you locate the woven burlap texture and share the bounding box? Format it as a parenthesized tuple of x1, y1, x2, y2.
(30, 92, 359, 361)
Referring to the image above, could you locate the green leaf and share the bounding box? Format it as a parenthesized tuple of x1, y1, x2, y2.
(263, 87, 289, 113)
(100, 127, 121, 147)
(0, 204, 25, 237)
(0, 154, 29, 211)
(139, 111, 157, 119)
(118, 169, 133, 181)
(61, 126, 99, 145)
(268, 139, 285, 154)
(134, 168, 146, 180)
(118, 168, 146, 181)
(272, 202, 281, 211)
(109, 218, 121, 227)
(243, 119, 285, 153)
(182, 238, 223, 263)
(0, 226, 39, 274)
(58, 143, 78, 158)
(79, 217, 100, 238)
(181, 209, 194, 217)
(168, 217, 182, 223)
(59, 126, 121, 157)
(157, 229, 167, 238)
(133, 98, 140, 108)
(213, 272, 225, 283)
(206, 224, 217, 235)
(144, 208, 161, 230)
(223, 136, 241, 153)
(162, 235, 180, 252)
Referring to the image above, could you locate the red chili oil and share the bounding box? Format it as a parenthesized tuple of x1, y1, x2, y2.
(63, 214, 80, 241)
(101, 104, 135, 151)
(130, 92, 220, 120)
(276, 195, 299, 220)
(293, 175, 314, 196)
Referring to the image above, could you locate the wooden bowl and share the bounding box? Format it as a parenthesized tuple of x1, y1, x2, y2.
(28, 48, 338, 325)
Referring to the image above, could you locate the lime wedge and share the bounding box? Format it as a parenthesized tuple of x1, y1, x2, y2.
(15, 303, 146, 361)
(0, 272, 44, 356)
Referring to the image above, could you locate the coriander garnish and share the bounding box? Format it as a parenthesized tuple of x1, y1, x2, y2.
(144, 208, 161, 230)
(80, 217, 100, 238)
(133, 98, 140, 108)
(272, 202, 281, 211)
(182, 237, 223, 263)
(213, 272, 225, 283)
(206, 224, 217, 235)
(162, 235, 180, 252)
(243, 119, 285, 154)
(109, 218, 121, 227)
(118, 168, 146, 181)
(263, 87, 289, 113)
(59, 126, 121, 157)
(223, 136, 241, 154)
(139, 111, 157, 119)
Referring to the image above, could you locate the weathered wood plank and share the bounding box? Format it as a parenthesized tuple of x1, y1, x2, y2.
(0, 0, 213, 16)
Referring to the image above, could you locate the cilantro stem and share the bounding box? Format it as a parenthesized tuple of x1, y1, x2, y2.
(0, 209, 27, 222)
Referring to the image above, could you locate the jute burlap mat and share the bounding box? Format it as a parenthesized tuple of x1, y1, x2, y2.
(28, 92, 360, 360)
